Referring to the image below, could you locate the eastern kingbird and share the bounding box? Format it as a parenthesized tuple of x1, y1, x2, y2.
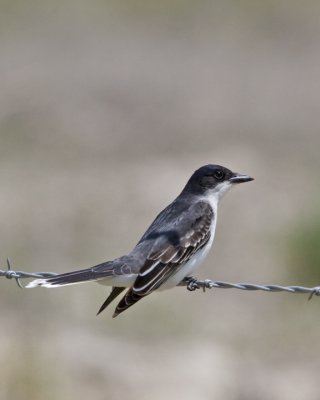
(27, 164, 253, 317)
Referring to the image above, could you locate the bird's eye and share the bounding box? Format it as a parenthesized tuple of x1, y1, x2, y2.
(214, 170, 225, 180)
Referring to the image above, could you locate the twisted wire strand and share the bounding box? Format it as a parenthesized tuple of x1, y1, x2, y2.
(0, 259, 57, 288)
(1, 259, 320, 300)
(179, 278, 320, 300)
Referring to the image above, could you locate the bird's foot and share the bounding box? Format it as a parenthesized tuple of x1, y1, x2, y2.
(183, 276, 200, 291)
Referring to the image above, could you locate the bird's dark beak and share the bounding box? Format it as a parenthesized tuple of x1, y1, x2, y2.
(229, 172, 254, 184)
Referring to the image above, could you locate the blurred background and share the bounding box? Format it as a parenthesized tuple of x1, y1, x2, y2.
(0, 0, 320, 399)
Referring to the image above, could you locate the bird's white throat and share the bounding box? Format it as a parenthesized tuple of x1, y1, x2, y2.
(204, 181, 232, 210)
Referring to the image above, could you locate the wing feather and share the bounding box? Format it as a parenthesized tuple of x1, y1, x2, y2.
(113, 201, 214, 317)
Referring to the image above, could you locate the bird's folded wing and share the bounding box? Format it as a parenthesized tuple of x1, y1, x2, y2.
(113, 201, 213, 316)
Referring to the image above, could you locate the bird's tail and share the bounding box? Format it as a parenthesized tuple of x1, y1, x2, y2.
(26, 261, 114, 288)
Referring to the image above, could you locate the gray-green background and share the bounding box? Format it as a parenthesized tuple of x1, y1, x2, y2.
(1, 1, 319, 399)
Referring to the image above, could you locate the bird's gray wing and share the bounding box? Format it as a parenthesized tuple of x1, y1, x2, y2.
(97, 287, 126, 315)
(113, 201, 214, 317)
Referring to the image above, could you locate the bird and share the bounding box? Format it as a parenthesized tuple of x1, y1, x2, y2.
(27, 164, 253, 317)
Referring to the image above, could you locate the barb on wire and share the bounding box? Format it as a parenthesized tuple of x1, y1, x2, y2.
(0, 258, 57, 288)
(179, 276, 320, 300)
(1, 259, 320, 300)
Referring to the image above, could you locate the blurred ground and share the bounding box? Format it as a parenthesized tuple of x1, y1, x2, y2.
(0, 1, 320, 399)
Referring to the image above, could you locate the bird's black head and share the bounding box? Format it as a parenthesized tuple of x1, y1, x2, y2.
(182, 164, 253, 197)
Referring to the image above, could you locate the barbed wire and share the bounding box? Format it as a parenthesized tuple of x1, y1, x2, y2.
(0, 259, 57, 288)
(179, 277, 320, 300)
(1, 259, 320, 300)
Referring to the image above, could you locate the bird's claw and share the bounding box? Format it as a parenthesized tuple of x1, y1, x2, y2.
(184, 276, 200, 291)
